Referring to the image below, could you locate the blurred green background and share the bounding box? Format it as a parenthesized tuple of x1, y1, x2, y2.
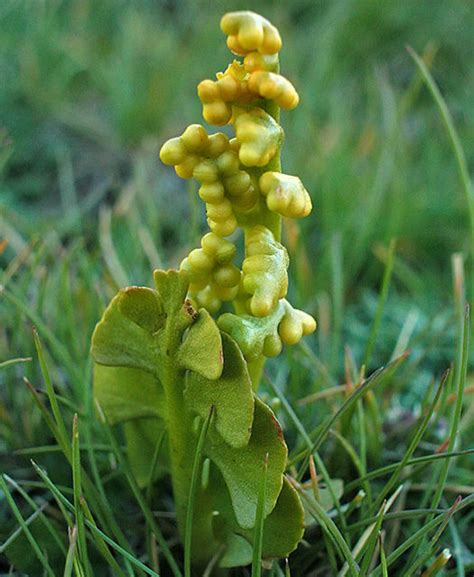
(1, 0, 473, 403)
(2, 0, 473, 381)
(1, 1, 474, 574)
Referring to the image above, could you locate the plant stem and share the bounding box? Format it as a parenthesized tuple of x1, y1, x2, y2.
(238, 58, 283, 391)
(161, 329, 217, 566)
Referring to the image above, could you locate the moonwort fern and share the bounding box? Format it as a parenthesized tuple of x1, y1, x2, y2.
(91, 10, 316, 570)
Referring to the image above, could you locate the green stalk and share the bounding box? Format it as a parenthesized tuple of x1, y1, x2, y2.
(160, 313, 216, 567)
(162, 356, 194, 535)
(258, 59, 282, 242)
(238, 58, 282, 391)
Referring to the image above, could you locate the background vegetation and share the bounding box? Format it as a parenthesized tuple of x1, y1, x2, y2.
(1, 1, 473, 575)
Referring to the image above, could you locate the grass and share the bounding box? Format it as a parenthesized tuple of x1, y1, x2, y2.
(1, 0, 474, 575)
(184, 407, 214, 577)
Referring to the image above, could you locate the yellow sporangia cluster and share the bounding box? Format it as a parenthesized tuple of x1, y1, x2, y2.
(180, 232, 241, 313)
(197, 61, 299, 126)
(160, 124, 258, 237)
(160, 11, 316, 360)
(259, 172, 312, 218)
(242, 226, 289, 317)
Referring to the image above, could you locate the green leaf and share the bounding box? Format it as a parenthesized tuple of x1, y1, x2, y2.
(118, 286, 165, 333)
(91, 268, 305, 565)
(219, 533, 253, 568)
(207, 398, 287, 529)
(93, 364, 165, 424)
(185, 333, 254, 448)
(153, 269, 189, 304)
(178, 309, 224, 380)
(260, 477, 305, 559)
(154, 269, 191, 321)
(123, 418, 169, 486)
(91, 288, 162, 376)
(208, 467, 304, 567)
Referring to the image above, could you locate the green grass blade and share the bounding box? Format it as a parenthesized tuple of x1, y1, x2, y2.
(184, 406, 214, 577)
(446, 509, 465, 577)
(96, 402, 182, 577)
(23, 376, 71, 457)
(251, 452, 269, 577)
(0, 357, 32, 369)
(297, 352, 408, 474)
(399, 496, 461, 577)
(330, 232, 344, 371)
(347, 509, 444, 532)
(421, 549, 452, 577)
(80, 498, 129, 577)
(329, 428, 372, 509)
(309, 456, 340, 575)
(87, 522, 159, 576)
(33, 328, 71, 455)
(378, 535, 388, 577)
(0, 502, 47, 554)
(63, 527, 77, 577)
(373, 369, 448, 511)
(355, 399, 370, 506)
(362, 239, 396, 368)
(407, 47, 474, 298)
(0, 475, 56, 577)
(3, 474, 67, 557)
(146, 429, 167, 504)
(369, 494, 474, 576)
(358, 501, 387, 577)
(31, 461, 144, 576)
(80, 383, 135, 574)
(292, 477, 359, 577)
(72, 414, 91, 574)
(24, 374, 136, 566)
(429, 306, 469, 515)
(342, 486, 402, 577)
(29, 459, 129, 576)
(345, 449, 474, 492)
(267, 375, 348, 541)
(99, 206, 129, 287)
(1, 286, 81, 383)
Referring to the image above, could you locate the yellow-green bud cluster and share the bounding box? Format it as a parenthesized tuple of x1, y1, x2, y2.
(279, 305, 316, 346)
(259, 172, 312, 218)
(233, 107, 283, 168)
(180, 233, 241, 313)
(247, 71, 299, 109)
(197, 58, 298, 126)
(159, 11, 317, 360)
(198, 62, 253, 126)
(242, 226, 289, 317)
(160, 124, 258, 237)
(218, 299, 316, 362)
(220, 11, 282, 55)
